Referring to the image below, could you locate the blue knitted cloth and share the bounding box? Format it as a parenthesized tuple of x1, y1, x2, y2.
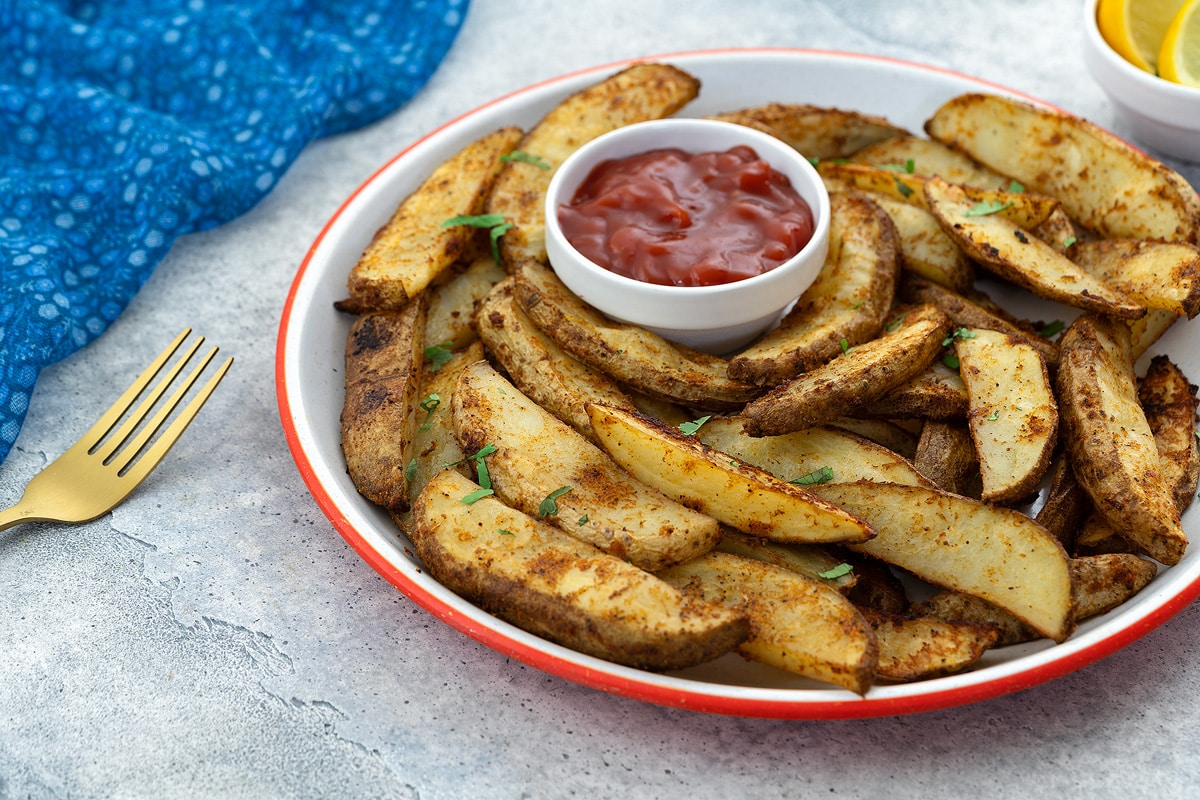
(0, 0, 467, 462)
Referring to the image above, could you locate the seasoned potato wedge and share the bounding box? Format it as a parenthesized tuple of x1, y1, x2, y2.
(1131, 309, 1179, 361)
(710, 103, 907, 159)
(812, 481, 1074, 641)
(410, 469, 748, 670)
(912, 421, 979, 497)
(715, 530, 858, 592)
(900, 273, 1059, 366)
(858, 608, 999, 682)
(851, 134, 1011, 187)
(340, 299, 428, 513)
(925, 93, 1200, 244)
(338, 126, 523, 313)
(1057, 315, 1188, 565)
(727, 192, 900, 385)
(475, 279, 637, 442)
(485, 63, 700, 271)
(827, 417, 919, 459)
(452, 361, 720, 571)
(1034, 451, 1090, 549)
(924, 176, 1145, 319)
(739, 304, 952, 437)
(514, 260, 760, 408)
(695, 416, 933, 488)
(861, 361, 970, 421)
(424, 254, 507, 349)
(587, 404, 874, 545)
(863, 191, 974, 292)
(658, 551, 878, 694)
(1139, 355, 1200, 512)
(955, 328, 1058, 504)
(1072, 239, 1200, 320)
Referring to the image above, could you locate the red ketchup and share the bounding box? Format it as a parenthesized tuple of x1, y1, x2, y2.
(557, 145, 814, 287)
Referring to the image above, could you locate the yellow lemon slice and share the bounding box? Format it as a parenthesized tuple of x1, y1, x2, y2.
(1160, 0, 1200, 85)
(1097, 0, 1186, 73)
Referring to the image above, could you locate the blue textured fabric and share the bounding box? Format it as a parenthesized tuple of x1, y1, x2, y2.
(0, 0, 468, 462)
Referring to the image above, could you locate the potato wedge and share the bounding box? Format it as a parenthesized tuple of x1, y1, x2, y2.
(715, 530, 858, 592)
(1057, 315, 1187, 565)
(1034, 451, 1090, 549)
(695, 416, 933, 488)
(811, 481, 1074, 641)
(711, 103, 907, 159)
(864, 192, 974, 292)
(475, 279, 638, 442)
(727, 192, 900, 385)
(485, 63, 700, 271)
(1139, 355, 1200, 512)
(587, 404, 874, 545)
(861, 360, 970, 421)
(1131, 309, 1179, 361)
(925, 93, 1200, 244)
(658, 551, 878, 694)
(410, 469, 748, 670)
(900, 273, 1059, 366)
(424, 254, 507, 349)
(338, 126, 523, 313)
(514, 260, 759, 408)
(924, 176, 1145, 319)
(910, 590, 1035, 646)
(827, 417, 919, 459)
(452, 361, 720, 571)
(955, 328, 1058, 504)
(340, 298, 428, 513)
(739, 303, 952, 437)
(858, 607, 999, 682)
(1072, 239, 1200, 320)
(1070, 553, 1158, 620)
(912, 421, 980, 497)
(851, 134, 1011, 187)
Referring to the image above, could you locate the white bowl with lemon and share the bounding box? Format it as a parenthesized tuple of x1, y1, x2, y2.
(1084, 0, 1200, 162)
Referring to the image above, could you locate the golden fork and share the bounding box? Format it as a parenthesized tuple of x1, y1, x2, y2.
(0, 329, 232, 531)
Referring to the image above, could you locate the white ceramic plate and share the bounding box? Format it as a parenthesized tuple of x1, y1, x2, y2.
(277, 49, 1200, 719)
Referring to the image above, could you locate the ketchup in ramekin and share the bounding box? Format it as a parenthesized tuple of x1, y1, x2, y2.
(557, 145, 815, 287)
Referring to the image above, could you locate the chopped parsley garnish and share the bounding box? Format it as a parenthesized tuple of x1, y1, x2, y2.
(880, 159, 916, 174)
(894, 176, 914, 198)
(987, 410, 1000, 421)
(943, 352, 960, 369)
(678, 415, 712, 435)
(460, 488, 494, 505)
(501, 150, 551, 169)
(1008, 180, 1025, 193)
(1062, 236, 1077, 249)
(964, 199, 1014, 217)
(577, 515, 589, 526)
(423, 341, 455, 372)
(498, 528, 515, 536)
(885, 314, 906, 333)
(942, 328, 977, 348)
(442, 213, 512, 262)
(446, 444, 497, 490)
(538, 486, 573, 517)
(1039, 320, 1066, 338)
(818, 562, 854, 579)
(418, 393, 441, 431)
(792, 465, 834, 486)
(839, 338, 851, 354)
(404, 459, 418, 483)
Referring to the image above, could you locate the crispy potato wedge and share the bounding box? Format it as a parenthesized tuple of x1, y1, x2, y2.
(827, 418, 919, 459)
(955, 328, 1058, 504)
(424, 254, 507, 349)
(925, 93, 1200, 244)
(900, 273, 1060, 366)
(695, 416, 933, 488)
(1072, 239, 1200, 320)
(514, 260, 759, 408)
(739, 303, 952, 437)
(1131, 309, 1179, 361)
(910, 590, 1034, 646)
(485, 63, 700, 271)
(1034, 451, 1090, 549)
(851, 134, 1012, 187)
(1057, 315, 1187, 565)
(1070, 553, 1158, 620)
(715, 530, 858, 592)
(863, 191, 974, 292)
(861, 360, 970, 421)
(811, 481, 1074, 641)
(727, 192, 900, 385)
(452, 361, 720, 571)
(858, 607, 999, 681)
(338, 126, 523, 313)
(587, 404, 874, 545)
(340, 298, 428, 513)
(711, 103, 907, 159)
(913, 421, 980, 497)
(924, 176, 1146, 319)
(658, 551, 878, 694)
(475, 279, 637, 442)
(410, 469, 748, 670)
(1140, 355, 1200, 512)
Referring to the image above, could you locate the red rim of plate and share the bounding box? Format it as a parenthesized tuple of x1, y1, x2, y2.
(276, 47, 1200, 719)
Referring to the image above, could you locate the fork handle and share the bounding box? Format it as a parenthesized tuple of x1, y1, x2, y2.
(0, 503, 39, 532)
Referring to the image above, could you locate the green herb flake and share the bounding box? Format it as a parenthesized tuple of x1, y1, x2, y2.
(964, 199, 1014, 217)
(792, 465, 834, 486)
(498, 528, 515, 536)
(941, 328, 977, 347)
(418, 392, 441, 431)
(461, 488, 494, 505)
(987, 410, 999, 421)
(442, 213, 507, 229)
(488, 221, 513, 262)
(850, 301, 864, 310)
(839, 337, 851, 354)
(501, 150, 551, 169)
(885, 314, 906, 333)
(894, 176, 914, 198)
(1062, 236, 1077, 249)
(678, 415, 712, 435)
(1008, 180, 1025, 193)
(1039, 320, 1066, 338)
(943, 352, 961, 370)
(538, 486, 573, 517)
(577, 515, 589, 526)
(818, 562, 854, 580)
(404, 459, 418, 483)
(423, 341, 455, 372)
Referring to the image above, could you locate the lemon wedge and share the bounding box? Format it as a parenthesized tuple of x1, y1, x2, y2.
(1160, 0, 1200, 85)
(1097, 0, 1186, 73)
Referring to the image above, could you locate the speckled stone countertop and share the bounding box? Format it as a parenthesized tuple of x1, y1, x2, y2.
(4, 1, 1200, 797)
